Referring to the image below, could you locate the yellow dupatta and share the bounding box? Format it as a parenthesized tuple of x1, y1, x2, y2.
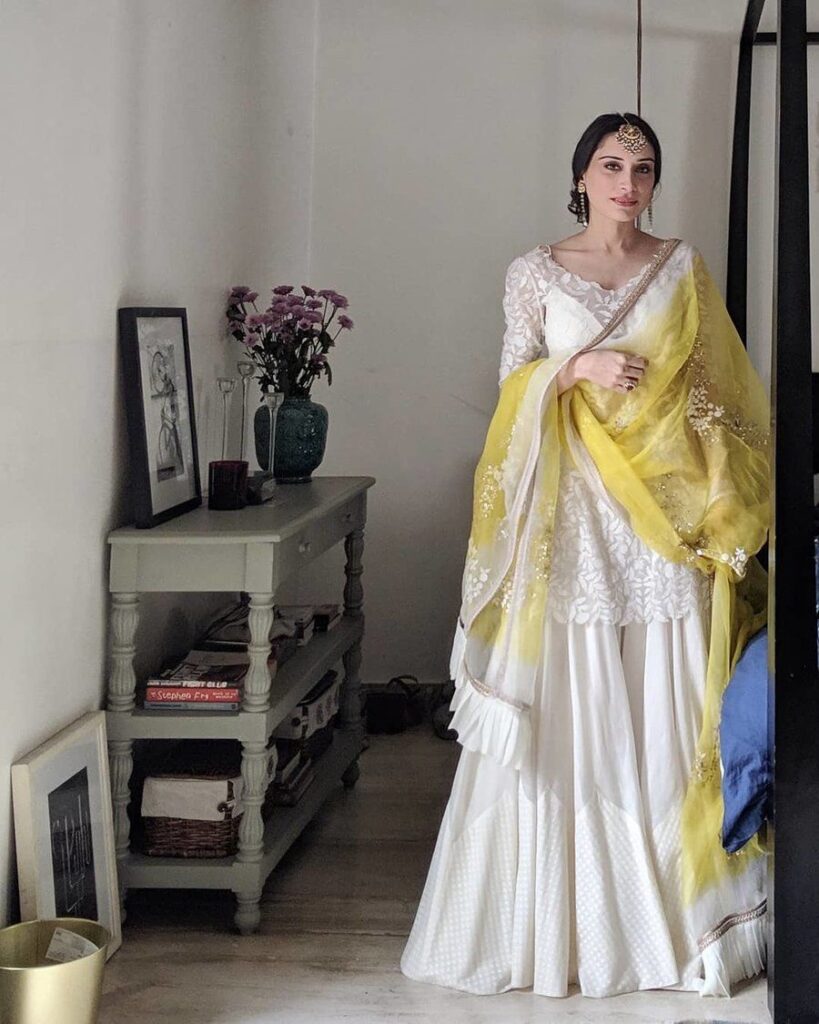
(449, 238, 770, 905)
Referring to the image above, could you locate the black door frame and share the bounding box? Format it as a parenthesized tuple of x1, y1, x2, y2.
(729, 3, 818, 1020)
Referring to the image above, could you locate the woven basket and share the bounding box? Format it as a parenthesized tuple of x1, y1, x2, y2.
(142, 768, 242, 858)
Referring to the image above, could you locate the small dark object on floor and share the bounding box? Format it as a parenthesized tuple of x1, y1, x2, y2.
(432, 702, 457, 741)
(365, 675, 426, 733)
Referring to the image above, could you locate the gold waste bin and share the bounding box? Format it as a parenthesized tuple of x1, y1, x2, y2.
(0, 918, 109, 1024)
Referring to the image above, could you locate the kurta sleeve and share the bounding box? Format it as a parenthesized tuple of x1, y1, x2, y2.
(498, 255, 546, 387)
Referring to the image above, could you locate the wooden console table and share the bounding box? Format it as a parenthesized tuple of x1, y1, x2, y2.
(105, 475, 375, 934)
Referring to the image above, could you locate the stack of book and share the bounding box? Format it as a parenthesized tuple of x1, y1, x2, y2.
(198, 599, 300, 667)
(268, 744, 315, 807)
(144, 650, 264, 711)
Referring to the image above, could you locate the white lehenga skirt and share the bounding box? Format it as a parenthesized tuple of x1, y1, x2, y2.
(400, 463, 767, 999)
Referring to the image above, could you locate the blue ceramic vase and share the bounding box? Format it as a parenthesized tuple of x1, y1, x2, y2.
(254, 395, 328, 483)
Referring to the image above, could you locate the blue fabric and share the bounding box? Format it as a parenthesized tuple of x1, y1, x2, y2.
(719, 627, 771, 853)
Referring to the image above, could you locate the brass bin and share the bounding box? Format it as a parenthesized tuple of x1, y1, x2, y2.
(0, 918, 110, 1024)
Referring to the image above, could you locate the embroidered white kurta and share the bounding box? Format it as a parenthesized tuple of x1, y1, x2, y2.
(399, 241, 766, 999)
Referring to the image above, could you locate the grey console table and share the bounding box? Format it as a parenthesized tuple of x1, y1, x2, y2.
(105, 475, 375, 934)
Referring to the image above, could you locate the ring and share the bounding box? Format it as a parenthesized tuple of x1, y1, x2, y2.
(624, 381, 636, 391)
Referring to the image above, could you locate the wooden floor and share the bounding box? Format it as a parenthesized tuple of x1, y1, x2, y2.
(99, 725, 769, 1023)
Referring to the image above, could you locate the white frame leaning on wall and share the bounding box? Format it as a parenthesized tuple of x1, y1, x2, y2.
(11, 711, 122, 958)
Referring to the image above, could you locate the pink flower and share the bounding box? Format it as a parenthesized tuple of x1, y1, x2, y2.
(230, 285, 252, 298)
(244, 290, 259, 303)
(338, 315, 354, 329)
(301, 285, 317, 297)
(273, 285, 294, 295)
(331, 293, 349, 309)
(304, 298, 322, 310)
(317, 289, 336, 299)
(245, 314, 265, 329)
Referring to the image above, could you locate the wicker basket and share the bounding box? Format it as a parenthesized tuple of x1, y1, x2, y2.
(141, 767, 244, 858)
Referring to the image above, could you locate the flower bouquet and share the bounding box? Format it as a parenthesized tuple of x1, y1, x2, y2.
(225, 284, 354, 483)
(226, 284, 353, 399)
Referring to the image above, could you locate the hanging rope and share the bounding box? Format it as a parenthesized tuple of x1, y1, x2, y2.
(636, 0, 643, 116)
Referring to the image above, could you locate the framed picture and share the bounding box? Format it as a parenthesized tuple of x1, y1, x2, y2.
(12, 712, 122, 958)
(118, 307, 201, 528)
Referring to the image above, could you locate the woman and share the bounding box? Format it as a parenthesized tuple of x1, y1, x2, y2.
(400, 113, 770, 999)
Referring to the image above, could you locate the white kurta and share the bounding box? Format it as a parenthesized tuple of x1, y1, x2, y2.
(400, 241, 767, 999)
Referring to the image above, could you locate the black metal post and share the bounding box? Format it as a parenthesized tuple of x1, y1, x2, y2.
(768, 1, 818, 1020)
(726, 0, 766, 342)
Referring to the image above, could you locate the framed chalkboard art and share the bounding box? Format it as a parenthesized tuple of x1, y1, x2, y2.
(12, 712, 122, 958)
(118, 307, 202, 528)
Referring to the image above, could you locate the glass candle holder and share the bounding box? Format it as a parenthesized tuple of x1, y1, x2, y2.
(208, 376, 247, 510)
(237, 361, 255, 463)
(246, 389, 283, 504)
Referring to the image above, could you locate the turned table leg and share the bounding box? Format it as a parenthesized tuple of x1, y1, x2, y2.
(106, 591, 139, 921)
(234, 887, 264, 936)
(235, 592, 275, 933)
(341, 527, 365, 744)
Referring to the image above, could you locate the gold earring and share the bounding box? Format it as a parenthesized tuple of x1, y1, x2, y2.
(577, 180, 588, 225)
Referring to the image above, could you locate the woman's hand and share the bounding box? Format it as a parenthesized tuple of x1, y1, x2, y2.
(556, 350, 648, 395)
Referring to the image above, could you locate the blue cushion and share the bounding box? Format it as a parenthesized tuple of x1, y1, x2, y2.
(719, 627, 771, 853)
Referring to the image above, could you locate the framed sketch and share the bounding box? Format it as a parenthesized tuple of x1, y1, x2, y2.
(118, 307, 201, 528)
(12, 712, 122, 958)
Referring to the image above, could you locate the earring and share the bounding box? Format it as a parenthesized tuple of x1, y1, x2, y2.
(577, 180, 588, 226)
(647, 184, 659, 233)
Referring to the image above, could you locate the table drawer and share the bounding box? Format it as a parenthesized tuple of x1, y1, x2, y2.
(274, 493, 366, 584)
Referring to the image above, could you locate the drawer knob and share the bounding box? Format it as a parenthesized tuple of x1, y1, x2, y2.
(298, 539, 312, 554)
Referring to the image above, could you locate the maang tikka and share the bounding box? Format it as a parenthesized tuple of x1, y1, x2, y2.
(615, 115, 648, 154)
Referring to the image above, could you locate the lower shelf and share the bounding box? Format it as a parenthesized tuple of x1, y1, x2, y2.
(120, 725, 364, 893)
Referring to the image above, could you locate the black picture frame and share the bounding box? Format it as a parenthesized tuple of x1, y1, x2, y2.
(118, 307, 202, 528)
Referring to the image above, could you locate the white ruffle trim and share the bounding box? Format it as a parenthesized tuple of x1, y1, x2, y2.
(447, 621, 531, 771)
(695, 905, 767, 997)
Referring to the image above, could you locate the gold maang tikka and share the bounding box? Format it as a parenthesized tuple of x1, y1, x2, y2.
(615, 115, 648, 154)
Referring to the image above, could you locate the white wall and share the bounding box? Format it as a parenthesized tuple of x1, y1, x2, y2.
(306, 0, 752, 686)
(1, 0, 767, 926)
(748, 43, 819, 389)
(0, 0, 317, 926)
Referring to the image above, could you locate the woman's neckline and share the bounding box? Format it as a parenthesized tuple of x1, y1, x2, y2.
(537, 238, 673, 293)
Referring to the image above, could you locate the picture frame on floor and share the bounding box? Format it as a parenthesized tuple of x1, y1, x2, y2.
(118, 306, 201, 528)
(11, 711, 122, 958)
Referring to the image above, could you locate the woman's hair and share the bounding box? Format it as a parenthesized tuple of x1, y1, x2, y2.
(567, 112, 662, 223)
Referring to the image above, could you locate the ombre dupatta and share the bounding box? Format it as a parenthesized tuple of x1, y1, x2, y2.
(448, 238, 770, 903)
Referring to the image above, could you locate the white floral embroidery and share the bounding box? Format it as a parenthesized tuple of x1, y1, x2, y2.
(686, 343, 726, 441)
(477, 463, 504, 519)
(720, 546, 749, 575)
(546, 464, 712, 624)
(498, 241, 690, 382)
(463, 539, 490, 604)
(498, 257, 545, 386)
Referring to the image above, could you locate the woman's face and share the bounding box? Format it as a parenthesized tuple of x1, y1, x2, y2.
(579, 131, 657, 225)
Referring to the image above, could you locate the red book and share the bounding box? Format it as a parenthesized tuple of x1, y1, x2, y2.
(145, 687, 242, 703)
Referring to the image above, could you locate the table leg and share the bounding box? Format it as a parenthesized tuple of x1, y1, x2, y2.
(234, 887, 263, 935)
(107, 591, 139, 920)
(341, 527, 365, 736)
(243, 592, 275, 711)
(235, 736, 271, 934)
